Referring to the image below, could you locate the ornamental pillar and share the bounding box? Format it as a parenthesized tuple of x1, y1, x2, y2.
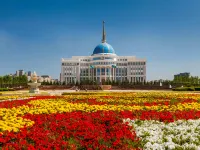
(112, 67, 114, 81)
(100, 67, 101, 83)
(105, 67, 107, 82)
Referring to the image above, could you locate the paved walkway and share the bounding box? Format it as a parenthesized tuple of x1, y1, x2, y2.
(1, 89, 200, 97)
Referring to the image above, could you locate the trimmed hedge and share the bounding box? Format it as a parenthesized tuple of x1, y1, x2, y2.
(172, 87, 195, 91)
(0, 88, 15, 91)
(62, 92, 107, 96)
(194, 87, 200, 91)
(173, 86, 200, 91)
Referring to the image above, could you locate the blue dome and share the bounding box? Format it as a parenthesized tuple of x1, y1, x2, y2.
(93, 42, 115, 55)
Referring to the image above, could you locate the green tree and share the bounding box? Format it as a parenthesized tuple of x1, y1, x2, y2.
(62, 81, 66, 85)
(195, 76, 199, 85)
(176, 76, 181, 83)
(13, 76, 18, 86)
(3, 75, 12, 87)
(0, 76, 3, 88)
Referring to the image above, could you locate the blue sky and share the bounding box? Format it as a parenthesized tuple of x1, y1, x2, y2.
(0, 0, 200, 80)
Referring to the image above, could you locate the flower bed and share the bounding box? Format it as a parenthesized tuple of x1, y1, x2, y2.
(0, 92, 200, 149)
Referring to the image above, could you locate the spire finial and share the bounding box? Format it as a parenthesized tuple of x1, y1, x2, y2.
(102, 21, 106, 43)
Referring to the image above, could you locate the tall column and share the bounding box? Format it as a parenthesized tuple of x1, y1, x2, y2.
(112, 67, 113, 81)
(113, 68, 115, 81)
(114, 68, 116, 81)
(121, 68, 122, 82)
(88, 67, 90, 80)
(124, 68, 126, 81)
(109, 67, 110, 81)
(100, 67, 101, 83)
(109, 68, 112, 80)
(105, 67, 107, 81)
(92, 68, 94, 81)
(96, 68, 97, 81)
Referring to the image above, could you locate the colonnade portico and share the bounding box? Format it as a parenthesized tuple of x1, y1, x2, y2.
(90, 65, 116, 83)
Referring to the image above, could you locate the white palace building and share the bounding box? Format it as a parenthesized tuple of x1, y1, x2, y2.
(61, 22, 146, 84)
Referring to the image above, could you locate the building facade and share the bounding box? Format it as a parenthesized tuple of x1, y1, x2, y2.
(16, 70, 25, 76)
(61, 22, 146, 84)
(27, 71, 32, 76)
(38, 75, 52, 83)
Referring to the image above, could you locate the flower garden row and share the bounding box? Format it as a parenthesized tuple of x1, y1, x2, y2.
(0, 92, 200, 149)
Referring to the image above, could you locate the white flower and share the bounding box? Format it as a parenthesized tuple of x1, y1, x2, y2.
(165, 142, 175, 150)
(123, 118, 200, 149)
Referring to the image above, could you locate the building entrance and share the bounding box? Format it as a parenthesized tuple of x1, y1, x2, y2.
(102, 78, 105, 84)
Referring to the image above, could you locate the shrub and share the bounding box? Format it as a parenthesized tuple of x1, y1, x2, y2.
(62, 92, 107, 95)
(0, 88, 8, 91)
(8, 88, 15, 91)
(0, 88, 15, 91)
(172, 87, 195, 91)
(194, 87, 200, 91)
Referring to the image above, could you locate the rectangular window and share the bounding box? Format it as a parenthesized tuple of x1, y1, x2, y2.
(97, 68, 100, 75)
(101, 68, 105, 72)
